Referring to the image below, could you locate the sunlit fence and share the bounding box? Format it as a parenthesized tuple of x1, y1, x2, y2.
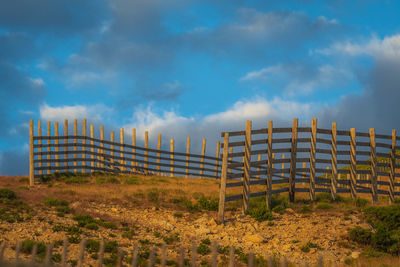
(217, 119, 400, 222)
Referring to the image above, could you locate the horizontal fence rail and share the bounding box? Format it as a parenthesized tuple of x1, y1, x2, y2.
(28, 119, 221, 184)
(217, 118, 400, 222)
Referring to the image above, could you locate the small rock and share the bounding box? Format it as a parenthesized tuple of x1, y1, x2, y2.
(351, 251, 360, 259)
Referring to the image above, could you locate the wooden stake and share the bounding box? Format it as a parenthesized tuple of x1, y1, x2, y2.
(47, 121, 51, 174)
(29, 120, 34, 186)
(211, 241, 218, 267)
(331, 122, 338, 200)
(157, 133, 161, 176)
(120, 128, 124, 172)
(215, 141, 220, 177)
(100, 125, 104, 169)
(161, 244, 167, 267)
(267, 121, 273, 209)
(38, 120, 42, 176)
(90, 125, 94, 171)
(111, 131, 115, 170)
(55, 121, 59, 170)
(282, 154, 285, 179)
(289, 118, 298, 202)
(243, 120, 252, 214)
(186, 136, 190, 178)
(200, 138, 206, 178)
(61, 238, 69, 267)
(310, 118, 317, 201)
(170, 139, 174, 177)
(218, 132, 229, 223)
(350, 128, 357, 199)
(74, 119, 77, 173)
(132, 128, 136, 171)
(44, 242, 54, 266)
(145, 131, 149, 171)
(97, 240, 105, 267)
(77, 239, 86, 267)
(131, 244, 139, 267)
(228, 246, 235, 267)
(389, 129, 397, 203)
(64, 119, 68, 171)
(82, 119, 86, 173)
(256, 154, 261, 179)
(369, 128, 378, 203)
(228, 147, 233, 174)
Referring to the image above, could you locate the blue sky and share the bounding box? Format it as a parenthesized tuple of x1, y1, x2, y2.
(1, 0, 400, 175)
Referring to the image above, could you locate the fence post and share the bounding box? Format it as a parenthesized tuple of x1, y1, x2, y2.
(90, 125, 94, 171)
(110, 131, 115, 171)
(170, 139, 174, 177)
(100, 125, 104, 169)
(120, 128, 124, 172)
(82, 119, 86, 173)
(350, 128, 357, 199)
(74, 119, 77, 173)
(369, 128, 378, 203)
(243, 120, 252, 215)
(281, 154, 285, 179)
(228, 147, 233, 174)
(29, 120, 34, 186)
(330, 122, 338, 200)
(64, 119, 68, 171)
(157, 133, 161, 176)
(289, 118, 298, 202)
(55, 121, 59, 171)
(200, 138, 206, 179)
(266, 121, 273, 209)
(186, 137, 190, 178)
(132, 128, 136, 171)
(215, 141, 220, 178)
(38, 120, 42, 176)
(218, 132, 229, 223)
(389, 129, 397, 203)
(145, 131, 149, 172)
(310, 118, 317, 201)
(256, 154, 261, 179)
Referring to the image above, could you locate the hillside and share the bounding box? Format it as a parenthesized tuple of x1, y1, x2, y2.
(0, 174, 399, 266)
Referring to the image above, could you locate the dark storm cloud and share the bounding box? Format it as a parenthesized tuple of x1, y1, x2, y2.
(319, 55, 400, 133)
(0, 149, 28, 176)
(0, 0, 109, 34)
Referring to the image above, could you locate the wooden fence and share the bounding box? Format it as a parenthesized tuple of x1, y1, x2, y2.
(217, 119, 400, 222)
(28, 119, 221, 186)
(0, 238, 336, 267)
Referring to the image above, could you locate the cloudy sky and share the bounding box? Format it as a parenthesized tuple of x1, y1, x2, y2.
(1, 0, 400, 175)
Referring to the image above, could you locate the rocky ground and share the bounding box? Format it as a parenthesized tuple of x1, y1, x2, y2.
(0, 174, 395, 266)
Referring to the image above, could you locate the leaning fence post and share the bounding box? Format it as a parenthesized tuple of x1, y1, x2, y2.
(55, 121, 59, 171)
(131, 244, 139, 267)
(211, 241, 218, 267)
(256, 154, 261, 179)
(77, 239, 86, 267)
(186, 137, 190, 178)
(38, 120, 42, 176)
(157, 133, 162, 175)
(90, 124, 95, 171)
(29, 120, 34, 186)
(266, 121, 273, 209)
(132, 128, 137, 171)
(44, 242, 54, 266)
(200, 138, 206, 179)
(82, 119, 87, 173)
(331, 122, 338, 200)
(310, 118, 317, 201)
(47, 121, 51, 174)
(110, 131, 115, 171)
(369, 128, 378, 203)
(289, 118, 298, 202)
(191, 241, 197, 267)
(228, 246, 235, 267)
(350, 128, 357, 199)
(179, 246, 185, 267)
(64, 119, 68, 171)
(170, 139, 175, 177)
(161, 244, 167, 267)
(389, 129, 397, 203)
(73, 119, 77, 173)
(61, 238, 69, 267)
(243, 120, 252, 214)
(218, 132, 229, 223)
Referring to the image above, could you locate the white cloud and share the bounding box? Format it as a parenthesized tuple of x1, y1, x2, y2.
(240, 64, 353, 95)
(316, 34, 400, 59)
(39, 103, 113, 122)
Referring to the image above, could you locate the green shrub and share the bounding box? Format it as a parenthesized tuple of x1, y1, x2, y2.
(21, 239, 46, 259)
(354, 198, 369, 207)
(85, 223, 99, 230)
(163, 233, 179, 245)
(316, 202, 333, 210)
(100, 221, 117, 229)
(147, 189, 159, 203)
(300, 242, 319, 252)
(198, 196, 218, 211)
(272, 205, 286, 214)
(316, 193, 332, 203)
(197, 243, 211, 255)
(52, 253, 62, 263)
(86, 239, 100, 253)
(173, 212, 183, 218)
(248, 202, 274, 222)
(73, 214, 97, 227)
(43, 197, 69, 207)
(201, 238, 211, 245)
(122, 229, 136, 239)
(126, 177, 140, 184)
(104, 240, 118, 253)
(0, 188, 17, 200)
(348, 226, 372, 245)
(364, 205, 400, 230)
